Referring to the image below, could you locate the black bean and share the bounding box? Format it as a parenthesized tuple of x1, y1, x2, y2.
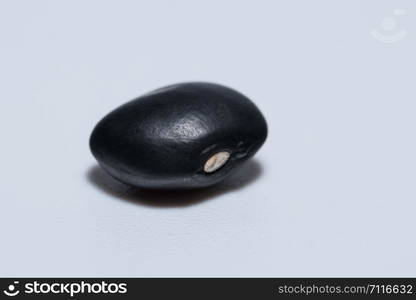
(89, 82, 267, 189)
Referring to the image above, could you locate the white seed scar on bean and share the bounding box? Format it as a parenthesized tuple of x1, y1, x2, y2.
(204, 151, 230, 173)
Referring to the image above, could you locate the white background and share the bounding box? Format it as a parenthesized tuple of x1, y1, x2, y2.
(0, 0, 415, 276)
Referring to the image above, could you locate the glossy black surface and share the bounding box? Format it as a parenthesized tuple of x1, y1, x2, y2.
(90, 82, 267, 189)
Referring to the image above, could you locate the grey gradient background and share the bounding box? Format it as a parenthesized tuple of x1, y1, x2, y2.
(0, 0, 415, 276)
